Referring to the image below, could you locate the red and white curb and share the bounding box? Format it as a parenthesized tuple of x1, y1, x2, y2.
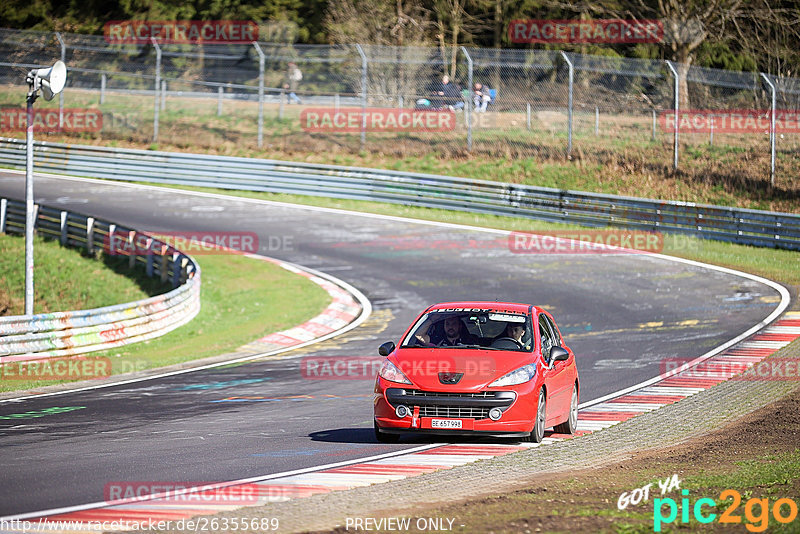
(235, 255, 363, 354)
(576, 311, 800, 431)
(7, 311, 797, 532)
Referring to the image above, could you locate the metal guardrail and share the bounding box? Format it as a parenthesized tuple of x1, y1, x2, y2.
(0, 195, 201, 360)
(0, 137, 799, 251)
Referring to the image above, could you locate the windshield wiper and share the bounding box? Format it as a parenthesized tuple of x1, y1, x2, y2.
(454, 344, 502, 351)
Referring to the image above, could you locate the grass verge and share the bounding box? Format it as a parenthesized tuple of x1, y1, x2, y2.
(0, 233, 165, 316)
(0, 237, 330, 393)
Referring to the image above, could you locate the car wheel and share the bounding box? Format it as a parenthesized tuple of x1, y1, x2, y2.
(554, 384, 578, 434)
(523, 389, 546, 443)
(374, 421, 400, 443)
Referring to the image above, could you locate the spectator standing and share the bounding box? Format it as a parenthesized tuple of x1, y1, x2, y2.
(284, 62, 302, 104)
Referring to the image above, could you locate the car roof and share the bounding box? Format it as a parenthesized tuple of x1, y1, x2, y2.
(427, 301, 535, 315)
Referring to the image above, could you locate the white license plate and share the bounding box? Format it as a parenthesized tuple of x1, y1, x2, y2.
(431, 419, 462, 429)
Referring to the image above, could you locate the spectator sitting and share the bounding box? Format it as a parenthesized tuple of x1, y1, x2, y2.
(473, 82, 492, 112)
(431, 75, 464, 111)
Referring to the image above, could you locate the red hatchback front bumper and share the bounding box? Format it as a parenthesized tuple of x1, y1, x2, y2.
(373, 377, 540, 436)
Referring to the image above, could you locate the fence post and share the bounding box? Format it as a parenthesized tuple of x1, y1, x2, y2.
(527, 103, 531, 130)
(652, 109, 656, 141)
(560, 51, 573, 158)
(55, 32, 65, 131)
(665, 60, 679, 171)
(335, 93, 340, 112)
(151, 38, 161, 143)
(595, 106, 599, 136)
(709, 116, 714, 146)
(462, 46, 473, 152)
(760, 73, 776, 187)
(161, 80, 166, 110)
(355, 44, 368, 150)
(253, 42, 265, 148)
(217, 86, 223, 116)
(100, 73, 106, 105)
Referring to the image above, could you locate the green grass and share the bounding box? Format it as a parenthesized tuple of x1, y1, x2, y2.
(0, 233, 165, 315)
(0, 235, 331, 393)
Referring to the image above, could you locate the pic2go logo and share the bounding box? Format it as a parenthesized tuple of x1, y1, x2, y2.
(654, 489, 798, 532)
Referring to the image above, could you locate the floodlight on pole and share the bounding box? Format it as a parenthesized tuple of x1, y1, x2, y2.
(24, 60, 67, 316)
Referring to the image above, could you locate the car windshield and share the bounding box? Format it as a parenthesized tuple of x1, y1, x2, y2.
(401, 309, 533, 351)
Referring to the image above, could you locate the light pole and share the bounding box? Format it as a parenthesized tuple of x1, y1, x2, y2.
(24, 60, 67, 316)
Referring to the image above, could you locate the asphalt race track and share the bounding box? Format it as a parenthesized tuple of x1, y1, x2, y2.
(0, 171, 784, 517)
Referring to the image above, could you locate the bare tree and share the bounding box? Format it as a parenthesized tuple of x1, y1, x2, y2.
(325, 0, 433, 105)
(549, 0, 743, 106)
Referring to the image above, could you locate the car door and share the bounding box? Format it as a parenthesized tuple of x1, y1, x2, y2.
(539, 313, 572, 424)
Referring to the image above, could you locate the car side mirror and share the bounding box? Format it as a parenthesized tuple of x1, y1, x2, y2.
(378, 341, 396, 357)
(551, 346, 569, 362)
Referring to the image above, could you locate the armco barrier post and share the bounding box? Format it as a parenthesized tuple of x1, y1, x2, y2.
(560, 51, 573, 158)
(253, 42, 265, 148)
(665, 60, 679, 171)
(760, 73, 776, 187)
(355, 44, 368, 150)
(86, 217, 95, 255)
(217, 86, 223, 116)
(151, 38, 161, 143)
(0, 198, 6, 233)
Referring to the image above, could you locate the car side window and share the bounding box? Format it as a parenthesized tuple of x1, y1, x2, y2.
(538, 315, 553, 361)
(543, 314, 562, 347)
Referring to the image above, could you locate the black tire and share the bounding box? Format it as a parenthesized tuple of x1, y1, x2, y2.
(554, 384, 578, 435)
(523, 389, 546, 443)
(374, 421, 400, 443)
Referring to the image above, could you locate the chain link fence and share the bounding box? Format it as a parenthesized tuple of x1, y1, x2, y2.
(0, 27, 798, 191)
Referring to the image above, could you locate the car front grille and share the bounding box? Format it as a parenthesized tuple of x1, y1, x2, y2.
(405, 390, 497, 399)
(385, 389, 516, 420)
(418, 405, 490, 419)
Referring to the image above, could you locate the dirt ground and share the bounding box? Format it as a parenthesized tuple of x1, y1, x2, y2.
(312, 384, 800, 534)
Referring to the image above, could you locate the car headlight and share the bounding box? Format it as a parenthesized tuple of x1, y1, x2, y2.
(489, 363, 537, 387)
(378, 360, 412, 384)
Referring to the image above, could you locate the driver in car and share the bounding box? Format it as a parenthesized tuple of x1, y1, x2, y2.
(414, 315, 479, 347)
(437, 315, 479, 346)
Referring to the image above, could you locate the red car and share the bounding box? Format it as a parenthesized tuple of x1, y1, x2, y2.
(374, 302, 579, 443)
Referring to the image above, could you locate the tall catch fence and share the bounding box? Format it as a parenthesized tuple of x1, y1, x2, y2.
(0, 27, 798, 189)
